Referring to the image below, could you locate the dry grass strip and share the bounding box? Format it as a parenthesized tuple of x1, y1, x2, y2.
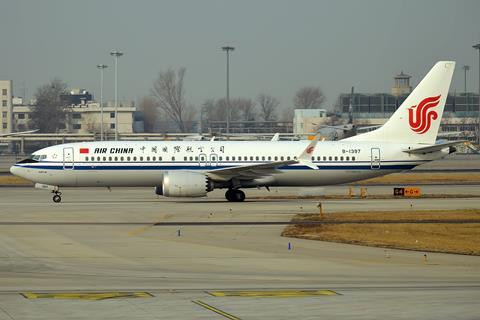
(282, 209, 480, 255)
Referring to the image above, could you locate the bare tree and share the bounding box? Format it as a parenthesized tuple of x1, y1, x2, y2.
(257, 94, 279, 121)
(234, 98, 256, 121)
(201, 98, 240, 122)
(151, 67, 195, 132)
(139, 96, 158, 132)
(30, 78, 68, 132)
(293, 87, 326, 109)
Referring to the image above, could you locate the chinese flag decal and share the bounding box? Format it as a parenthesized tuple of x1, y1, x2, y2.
(79, 148, 89, 154)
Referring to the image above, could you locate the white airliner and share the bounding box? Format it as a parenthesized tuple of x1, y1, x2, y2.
(11, 61, 461, 203)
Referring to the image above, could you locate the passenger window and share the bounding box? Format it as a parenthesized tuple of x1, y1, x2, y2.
(133, 157, 137, 161)
(329, 156, 332, 161)
(232, 156, 235, 161)
(194, 156, 198, 161)
(274, 156, 278, 161)
(352, 156, 356, 161)
(268, 156, 271, 161)
(340, 156, 344, 161)
(127, 156, 131, 161)
(171, 156, 175, 161)
(85, 157, 89, 161)
(190, 156, 193, 161)
(108, 156, 112, 161)
(97, 156, 101, 161)
(287, 156, 290, 160)
(311, 156, 314, 161)
(323, 156, 327, 161)
(219, 156, 223, 161)
(226, 156, 230, 161)
(159, 157, 162, 161)
(262, 156, 265, 161)
(114, 157, 118, 161)
(346, 156, 350, 161)
(103, 156, 107, 161)
(121, 156, 124, 161)
(140, 157, 143, 161)
(256, 156, 259, 161)
(317, 156, 321, 161)
(250, 156, 253, 161)
(147, 156, 150, 161)
(280, 156, 284, 161)
(334, 156, 338, 161)
(152, 156, 156, 161)
(184, 156, 187, 161)
(244, 156, 248, 161)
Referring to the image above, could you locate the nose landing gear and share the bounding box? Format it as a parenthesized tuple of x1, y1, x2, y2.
(225, 189, 245, 202)
(52, 190, 62, 203)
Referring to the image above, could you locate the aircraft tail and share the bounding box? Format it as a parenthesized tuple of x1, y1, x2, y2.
(344, 61, 455, 144)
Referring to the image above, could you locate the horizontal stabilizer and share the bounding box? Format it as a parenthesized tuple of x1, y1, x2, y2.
(403, 141, 468, 154)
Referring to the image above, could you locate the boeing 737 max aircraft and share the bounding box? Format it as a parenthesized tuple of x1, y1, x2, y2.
(11, 61, 461, 203)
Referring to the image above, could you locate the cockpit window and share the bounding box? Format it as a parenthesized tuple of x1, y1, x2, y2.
(31, 155, 47, 161)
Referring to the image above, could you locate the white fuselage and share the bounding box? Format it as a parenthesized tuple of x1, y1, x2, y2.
(10, 140, 447, 188)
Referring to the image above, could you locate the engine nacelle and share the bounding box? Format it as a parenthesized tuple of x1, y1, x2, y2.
(162, 171, 212, 197)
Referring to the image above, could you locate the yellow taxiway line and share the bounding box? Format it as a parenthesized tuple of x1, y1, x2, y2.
(22, 292, 152, 301)
(207, 289, 339, 298)
(192, 300, 241, 320)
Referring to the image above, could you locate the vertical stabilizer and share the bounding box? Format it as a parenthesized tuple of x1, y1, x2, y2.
(344, 61, 455, 144)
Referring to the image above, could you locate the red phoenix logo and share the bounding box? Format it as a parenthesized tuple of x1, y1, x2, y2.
(306, 146, 314, 154)
(408, 95, 441, 134)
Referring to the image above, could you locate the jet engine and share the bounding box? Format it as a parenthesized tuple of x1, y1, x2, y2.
(159, 171, 213, 197)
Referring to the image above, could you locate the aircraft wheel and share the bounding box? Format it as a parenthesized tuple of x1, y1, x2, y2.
(225, 189, 235, 201)
(53, 194, 62, 203)
(234, 190, 246, 202)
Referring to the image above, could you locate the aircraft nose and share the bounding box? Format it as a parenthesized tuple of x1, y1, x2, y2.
(10, 165, 19, 176)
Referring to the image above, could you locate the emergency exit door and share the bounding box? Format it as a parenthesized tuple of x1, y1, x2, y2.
(63, 147, 74, 170)
(370, 148, 381, 169)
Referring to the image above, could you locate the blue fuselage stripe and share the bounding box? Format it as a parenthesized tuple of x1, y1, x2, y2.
(15, 164, 417, 171)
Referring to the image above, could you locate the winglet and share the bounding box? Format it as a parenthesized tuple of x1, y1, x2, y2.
(298, 135, 319, 170)
(271, 133, 280, 141)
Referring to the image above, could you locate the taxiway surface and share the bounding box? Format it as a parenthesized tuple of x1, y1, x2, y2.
(0, 186, 479, 319)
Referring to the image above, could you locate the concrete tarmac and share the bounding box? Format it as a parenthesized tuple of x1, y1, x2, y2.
(0, 186, 479, 319)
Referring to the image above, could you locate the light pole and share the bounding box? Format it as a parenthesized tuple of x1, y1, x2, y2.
(110, 50, 123, 141)
(222, 46, 234, 134)
(97, 64, 108, 141)
(463, 65, 469, 95)
(473, 44, 480, 145)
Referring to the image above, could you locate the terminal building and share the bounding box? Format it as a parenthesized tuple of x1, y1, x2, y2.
(337, 72, 480, 142)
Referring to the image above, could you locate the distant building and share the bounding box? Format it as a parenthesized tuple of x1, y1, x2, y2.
(336, 70, 480, 143)
(337, 92, 480, 142)
(293, 109, 328, 134)
(0, 80, 13, 134)
(12, 100, 137, 135)
(65, 101, 136, 135)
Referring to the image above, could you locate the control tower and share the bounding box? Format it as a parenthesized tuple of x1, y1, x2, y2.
(391, 71, 412, 97)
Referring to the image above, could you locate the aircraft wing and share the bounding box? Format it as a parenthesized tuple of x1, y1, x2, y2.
(403, 140, 469, 154)
(206, 136, 319, 182)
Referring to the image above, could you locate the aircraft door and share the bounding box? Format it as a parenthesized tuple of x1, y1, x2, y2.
(63, 147, 74, 170)
(370, 148, 381, 169)
(209, 153, 218, 167)
(198, 153, 207, 167)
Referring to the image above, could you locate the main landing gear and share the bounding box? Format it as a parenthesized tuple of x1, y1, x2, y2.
(225, 189, 245, 202)
(52, 190, 62, 203)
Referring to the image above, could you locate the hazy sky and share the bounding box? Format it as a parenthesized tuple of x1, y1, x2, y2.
(1, 0, 479, 111)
